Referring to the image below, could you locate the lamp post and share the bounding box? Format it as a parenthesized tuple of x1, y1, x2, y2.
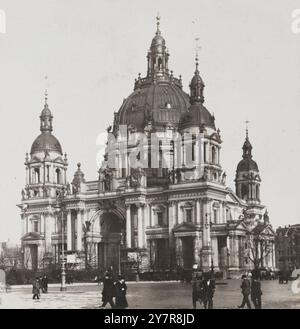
(55, 188, 67, 292)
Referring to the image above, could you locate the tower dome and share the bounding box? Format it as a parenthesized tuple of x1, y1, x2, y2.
(236, 131, 259, 172)
(30, 92, 63, 156)
(235, 128, 261, 203)
(179, 56, 215, 130)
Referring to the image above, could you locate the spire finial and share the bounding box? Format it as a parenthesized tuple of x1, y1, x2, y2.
(195, 50, 199, 72)
(194, 37, 201, 73)
(245, 120, 250, 139)
(156, 13, 161, 34)
(44, 75, 49, 105)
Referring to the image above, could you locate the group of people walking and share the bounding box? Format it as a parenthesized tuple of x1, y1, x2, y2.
(32, 275, 48, 300)
(192, 271, 216, 309)
(238, 273, 262, 309)
(100, 272, 128, 309)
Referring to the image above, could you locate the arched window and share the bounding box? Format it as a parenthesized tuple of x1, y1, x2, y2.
(213, 209, 218, 223)
(34, 168, 40, 184)
(56, 168, 61, 184)
(204, 142, 207, 163)
(158, 57, 162, 70)
(212, 146, 216, 164)
(192, 135, 196, 162)
(241, 184, 248, 200)
(157, 212, 163, 226)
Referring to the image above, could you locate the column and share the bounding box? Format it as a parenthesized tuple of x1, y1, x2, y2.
(40, 166, 44, 184)
(76, 210, 83, 251)
(168, 202, 174, 231)
(143, 205, 150, 248)
(211, 236, 219, 269)
(222, 202, 226, 223)
(40, 213, 45, 235)
(45, 211, 53, 253)
(234, 236, 240, 268)
(219, 202, 223, 224)
(196, 199, 201, 225)
(168, 202, 176, 269)
(67, 210, 72, 251)
(177, 202, 183, 224)
(193, 234, 201, 265)
(228, 235, 235, 268)
(272, 242, 276, 269)
(137, 205, 144, 249)
(26, 167, 29, 185)
(126, 205, 132, 248)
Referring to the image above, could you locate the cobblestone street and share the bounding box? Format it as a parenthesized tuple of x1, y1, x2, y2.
(0, 279, 299, 309)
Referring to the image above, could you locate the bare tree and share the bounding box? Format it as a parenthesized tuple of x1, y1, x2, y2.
(244, 231, 272, 269)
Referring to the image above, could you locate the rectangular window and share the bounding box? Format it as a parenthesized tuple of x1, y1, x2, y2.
(157, 212, 163, 226)
(186, 209, 192, 223)
(213, 209, 218, 223)
(33, 220, 39, 233)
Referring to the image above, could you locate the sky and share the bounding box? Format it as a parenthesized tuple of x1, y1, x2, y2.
(0, 0, 300, 243)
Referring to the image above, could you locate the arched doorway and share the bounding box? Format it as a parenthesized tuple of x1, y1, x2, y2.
(97, 212, 124, 275)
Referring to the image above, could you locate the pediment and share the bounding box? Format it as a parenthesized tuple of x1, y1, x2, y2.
(22, 232, 43, 240)
(173, 222, 196, 232)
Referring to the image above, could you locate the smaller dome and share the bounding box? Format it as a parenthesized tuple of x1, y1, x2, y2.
(31, 132, 62, 155)
(237, 158, 259, 172)
(190, 72, 204, 87)
(179, 103, 215, 130)
(151, 34, 165, 48)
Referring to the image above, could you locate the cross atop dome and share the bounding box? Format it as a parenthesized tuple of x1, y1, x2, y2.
(156, 13, 161, 35)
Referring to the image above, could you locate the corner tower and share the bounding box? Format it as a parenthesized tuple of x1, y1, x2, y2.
(235, 128, 261, 205)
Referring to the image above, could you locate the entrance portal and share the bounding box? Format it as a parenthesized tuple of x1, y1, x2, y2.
(96, 212, 124, 275)
(30, 245, 38, 270)
(181, 237, 194, 270)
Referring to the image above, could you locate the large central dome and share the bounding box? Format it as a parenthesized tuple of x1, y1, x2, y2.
(115, 17, 191, 131)
(117, 79, 190, 131)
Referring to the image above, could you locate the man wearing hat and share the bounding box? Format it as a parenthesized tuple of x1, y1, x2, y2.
(114, 275, 128, 309)
(238, 274, 252, 309)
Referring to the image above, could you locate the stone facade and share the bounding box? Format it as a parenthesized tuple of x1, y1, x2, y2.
(18, 19, 276, 276)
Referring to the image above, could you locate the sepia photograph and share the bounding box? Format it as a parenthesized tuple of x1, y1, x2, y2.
(0, 0, 300, 314)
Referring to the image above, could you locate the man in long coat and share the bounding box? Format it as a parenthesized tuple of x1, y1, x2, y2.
(115, 275, 128, 309)
(100, 272, 115, 309)
(238, 274, 252, 309)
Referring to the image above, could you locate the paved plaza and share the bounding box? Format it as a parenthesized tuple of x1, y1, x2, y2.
(0, 279, 299, 309)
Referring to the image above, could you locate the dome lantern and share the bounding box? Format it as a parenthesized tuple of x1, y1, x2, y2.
(147, 15, 169, 79)
(40, 90, 53, 133)
(189, 53, 205, 104)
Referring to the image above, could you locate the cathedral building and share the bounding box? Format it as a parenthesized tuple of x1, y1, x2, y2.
(18, 18, 276, 277)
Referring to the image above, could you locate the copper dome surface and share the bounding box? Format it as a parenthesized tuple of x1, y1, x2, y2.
(116, 79, 190, 130)
(30, 132, 62, 155)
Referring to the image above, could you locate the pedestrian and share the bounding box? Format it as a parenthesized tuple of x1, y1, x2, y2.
(42, 274, 48, 293)
(192, 273, 203, 309)
(202, 272, 215, 309)
(100, 271, 115, 309)
(32, 277, 40, 300)
(115, 275, 128, 309)
(39, 276, 43, 294)
(251, 275, 262, 309)
(238, 274, 252, 309)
